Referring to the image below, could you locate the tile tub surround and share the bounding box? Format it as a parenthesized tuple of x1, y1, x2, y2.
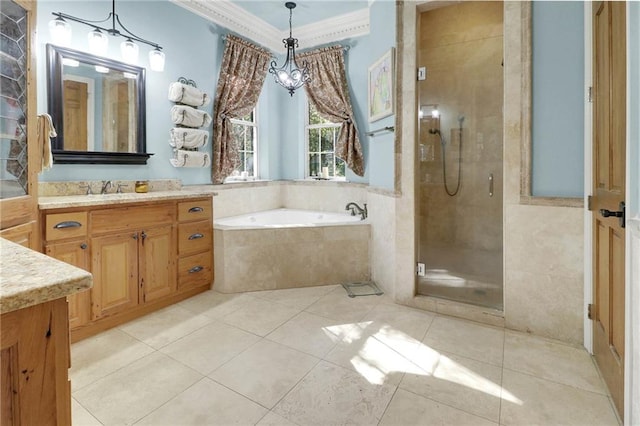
(214, 222, 370, 293)
(0, 237, 92, 313)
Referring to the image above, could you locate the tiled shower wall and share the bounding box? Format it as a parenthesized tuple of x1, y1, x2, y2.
(417, 2, 504, 254)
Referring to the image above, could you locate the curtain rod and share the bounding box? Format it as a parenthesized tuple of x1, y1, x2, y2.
(221, 35, 350, 53)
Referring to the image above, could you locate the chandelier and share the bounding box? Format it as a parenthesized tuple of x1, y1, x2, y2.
(49, 0, 165, 72)
(268, 2, 310, 96)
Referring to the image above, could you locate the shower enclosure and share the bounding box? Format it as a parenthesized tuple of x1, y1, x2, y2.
(416, 2, 504, 310)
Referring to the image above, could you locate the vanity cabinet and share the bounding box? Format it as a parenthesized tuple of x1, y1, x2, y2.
(90, 203, 177, 319)
(177, 200, 213, 290)
(40, 196, 213, 341)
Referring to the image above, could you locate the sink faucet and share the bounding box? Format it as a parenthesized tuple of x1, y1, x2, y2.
(345, 202, 367, 220)
(100, 180, 112, 194)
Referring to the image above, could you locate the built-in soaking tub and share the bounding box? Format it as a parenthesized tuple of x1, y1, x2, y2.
(213, 209, 370, 293)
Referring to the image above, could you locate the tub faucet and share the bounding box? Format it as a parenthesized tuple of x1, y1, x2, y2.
(100, 180, 112, 194)
(345, 202, 367, 220)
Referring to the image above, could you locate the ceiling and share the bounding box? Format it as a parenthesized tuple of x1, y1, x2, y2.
(232, 1, 371, 31)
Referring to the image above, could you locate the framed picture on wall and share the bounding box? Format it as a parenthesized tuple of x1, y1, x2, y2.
(368, 48, 395, 122)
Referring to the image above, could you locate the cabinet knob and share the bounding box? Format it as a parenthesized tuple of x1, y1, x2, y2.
(188, 233, 204, 240)
(188, 207, 204, 213)
(133, 233, 138, 240)
(189, 266, 204, 273)
(80, 243, 87, 250)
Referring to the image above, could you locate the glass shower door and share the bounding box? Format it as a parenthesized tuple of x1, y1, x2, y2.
(416, 1, 504, 310)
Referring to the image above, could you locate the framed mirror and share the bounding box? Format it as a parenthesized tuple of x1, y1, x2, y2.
(46, 43, 152, 164)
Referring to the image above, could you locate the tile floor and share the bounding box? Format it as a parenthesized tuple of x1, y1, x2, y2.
(70, 285, 620, 426)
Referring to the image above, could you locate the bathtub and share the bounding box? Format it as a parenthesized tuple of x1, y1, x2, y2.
(215, 208, 363, 229)
(213, 209, 370, 293)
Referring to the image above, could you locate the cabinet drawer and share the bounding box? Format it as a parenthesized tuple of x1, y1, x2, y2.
(178, 251, 213, 289)
(91, 203, 174, 234)
(45, 212, 88, 241)
(178, 221, 212, 256)
(178, 199, 212, 223)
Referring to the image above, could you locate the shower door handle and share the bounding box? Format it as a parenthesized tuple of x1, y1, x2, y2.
(488, 173, 494, 197)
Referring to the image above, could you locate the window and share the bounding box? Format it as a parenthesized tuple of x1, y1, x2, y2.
(229, 109, 257, 178)
(306, 103, 345, 179)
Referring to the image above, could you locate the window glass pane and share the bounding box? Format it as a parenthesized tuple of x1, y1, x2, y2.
(309, 153, 319, 176)
(237, 152, 245, 171)
(309, 128, 319, 152)
(335, 158, 346, 177)
(321, 153, 335, 175)
(320, 127, 333, 152)
(246, 153, 254, 174)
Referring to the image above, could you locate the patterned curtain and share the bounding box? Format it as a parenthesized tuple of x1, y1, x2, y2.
(212, 35, 271, 183)
(298, 46, 364, 176)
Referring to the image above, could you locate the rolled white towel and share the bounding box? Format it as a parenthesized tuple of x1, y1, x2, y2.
(171, 105, 212, 128)
(168, 82, 211, 107)
(170, 149, 211, 168)
(169, 128, 209, 149)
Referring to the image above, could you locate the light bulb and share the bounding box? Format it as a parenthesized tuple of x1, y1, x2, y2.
(148, 48, 165, 72)
(88, 29, 108, 56)
(431, 107, 439, 118)
(120, 39, 139, 64)
(49, 17, 72, 46)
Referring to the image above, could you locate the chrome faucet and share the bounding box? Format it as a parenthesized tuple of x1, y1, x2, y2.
(345, 202, 367, 220)
(100, 180, 112, 194)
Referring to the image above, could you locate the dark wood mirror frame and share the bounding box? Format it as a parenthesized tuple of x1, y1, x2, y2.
(46, 43, 152, 165)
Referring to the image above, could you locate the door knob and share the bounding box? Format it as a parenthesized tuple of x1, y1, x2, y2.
(599, 202, 626, 228)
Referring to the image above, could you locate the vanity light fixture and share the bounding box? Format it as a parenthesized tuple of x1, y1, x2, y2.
(49, 0, 165, 72)
(268, 2, 310, 96)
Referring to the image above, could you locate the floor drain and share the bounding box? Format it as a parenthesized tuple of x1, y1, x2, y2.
(342, 281, 384, 298)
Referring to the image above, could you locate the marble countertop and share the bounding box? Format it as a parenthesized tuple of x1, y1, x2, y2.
(39, 188, 217, 210)
(0, 238, 93, 314)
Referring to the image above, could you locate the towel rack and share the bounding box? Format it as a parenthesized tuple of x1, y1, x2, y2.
(366, 126, 395, 137)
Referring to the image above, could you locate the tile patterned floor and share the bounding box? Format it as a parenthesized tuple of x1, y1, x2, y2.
(70, 285, 620, 425)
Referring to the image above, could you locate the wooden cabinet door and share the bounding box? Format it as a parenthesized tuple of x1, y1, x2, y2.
(0, 221, 37, 249)
(139, 225, 176, 303)
(91, 231, 139, 320)
(46, 240, 91, 329)
(1, 298, 71, 426)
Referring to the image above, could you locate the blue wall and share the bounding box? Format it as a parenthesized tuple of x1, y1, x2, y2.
(36, 0, 396, 189)
(39, 1, 591, 197)
(531, 1, 584, 197)
(37, 0, 222, 185)
(271, 0, 396, 189)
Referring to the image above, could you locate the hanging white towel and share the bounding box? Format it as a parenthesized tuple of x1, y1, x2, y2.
(171, 105, 212, 128)
(169, 128, 209, 149)
(170, 149, 211, 168)
(168, 82, 211, 107)
(37, 113, 56, 171)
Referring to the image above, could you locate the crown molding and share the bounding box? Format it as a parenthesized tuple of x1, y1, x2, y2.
(171, 0, 283, 52)
(297, 8, 370, 49)
(171, 0, 370, 54)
